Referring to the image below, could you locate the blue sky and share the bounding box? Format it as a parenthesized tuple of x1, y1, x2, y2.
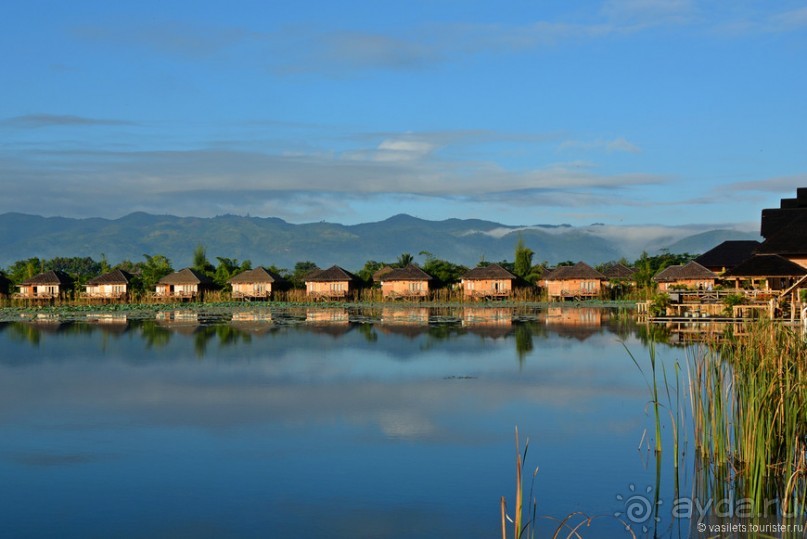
(1, 0, 805, 228)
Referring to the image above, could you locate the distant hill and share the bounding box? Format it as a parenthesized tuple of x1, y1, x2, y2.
(0, 212, 761, 271)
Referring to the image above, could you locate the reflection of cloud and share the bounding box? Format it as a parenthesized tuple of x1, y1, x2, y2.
(377, 410, 436, 440)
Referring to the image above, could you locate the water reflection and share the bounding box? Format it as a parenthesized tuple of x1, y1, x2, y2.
(0, 306, 692, 539)
(0, 306, 644, 360)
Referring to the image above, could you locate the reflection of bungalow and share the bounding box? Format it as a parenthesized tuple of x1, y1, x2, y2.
(156, 310, 200, 334)
(653, 261, 717, 291)
(305, 266, 358, 299)
(18, 270, 73, 299)
(379, 265, 433, 299)
(155, 268, 215, 299)
(381, 307, 430, 325)
(723, 255, 807, 291)
(228, 267, 286, 300)
(543, 262, 606, 301)
(230, 311, 274, 334)
(306, 308, 349, 324)
(461, 264, 516, 299)
(545, 307, 602, 326)
(462, 307, 512, 327)
(694, 240, 760, 275)
(85, 269, 134, 299)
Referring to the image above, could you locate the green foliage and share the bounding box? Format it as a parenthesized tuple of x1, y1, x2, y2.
(5, 258, 44, 284)
(632, 251, 697, 289)
(513, 238, 540, 284)
(290, 261, 319, 289)
(649, 293, 670, 317)
(214, 257, 251, 289)
(395, 253, 414, 268)
(421, 254, 467, 287)
(192, 244, 215, 278)
(722, 293, 746, 317)
(140, 254, 173, 292)
(5, 256, 102, 285)
(356, 260, 386, 285)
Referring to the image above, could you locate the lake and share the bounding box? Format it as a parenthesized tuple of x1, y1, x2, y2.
(0, 306, 694, 538)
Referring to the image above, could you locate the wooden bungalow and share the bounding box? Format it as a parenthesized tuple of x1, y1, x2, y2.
(543, 262, 606, 301)
(722, 254, 807, 292)
(460, 264, 517, 299)
(378, 264, 433, 299)
(155, 268, 214, 300)
(304, 265, 358, 299)
(17, 270, 73, 299)
(694, 240, 760, 275)
(84, 269, 134, 299)
(599, 262, 636, 298)
(228, 267, 286, 300)
(652, 261, 718, 292)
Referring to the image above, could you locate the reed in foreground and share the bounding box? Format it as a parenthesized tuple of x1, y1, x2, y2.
(688, 321, 807, 517)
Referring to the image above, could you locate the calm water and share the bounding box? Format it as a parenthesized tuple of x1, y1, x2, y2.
(0, 307, 691, 538)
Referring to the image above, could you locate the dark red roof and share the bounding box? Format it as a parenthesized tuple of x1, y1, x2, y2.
(379, 265, 433, 281)
(462, 264, 516, 280)
(87, 269, 133, 285)
(304, 265, 357, 282)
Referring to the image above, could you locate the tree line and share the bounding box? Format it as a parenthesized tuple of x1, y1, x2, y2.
(0, 241, 697, 295)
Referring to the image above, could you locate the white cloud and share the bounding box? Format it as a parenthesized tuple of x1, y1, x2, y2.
(558, 137, 641, 154)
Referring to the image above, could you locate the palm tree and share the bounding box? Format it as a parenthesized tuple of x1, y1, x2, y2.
(396, 252, 414, 267)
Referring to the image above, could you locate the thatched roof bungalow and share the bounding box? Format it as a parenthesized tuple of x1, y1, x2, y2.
(304, 265, 358, 299)
(600, 262, 637, 281)
(694, 240, 760, 274)
(18, 270, 73, 299)
(85, 269, 134, 299)
(722, 254, 807, 291)
(155, 268, 214, 299)
(543, 262, 606, 301)
(378, 265, 433, 299)
(652, 261, 717, 291)
(228, 267, 286, 300)
(460, 264, 516, 299)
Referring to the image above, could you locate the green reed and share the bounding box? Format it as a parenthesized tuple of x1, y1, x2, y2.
(688, 321, 807, 516)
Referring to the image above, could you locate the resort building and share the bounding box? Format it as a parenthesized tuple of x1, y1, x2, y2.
(304, 265, 358, 299)
(652, 261, 718, 291)
(84, 269, 134, 299)
(722, 254, 807, 292)
(693, 240, 760, 275)
(460, 264, 516, 299)
(17, 270, 73, 299)
(599, 262, 637, 298)
(155, 268, 214, 299)
(378, 264, 433, 299)
(228, 267, 286, 300)
(543, 262, 606, 301)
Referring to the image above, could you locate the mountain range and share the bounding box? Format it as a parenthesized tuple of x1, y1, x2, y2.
(0, 212, 761, 271)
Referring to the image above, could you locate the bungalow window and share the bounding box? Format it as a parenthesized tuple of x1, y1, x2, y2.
(409, 282, 422, 292)
(330, 283, 344, 292)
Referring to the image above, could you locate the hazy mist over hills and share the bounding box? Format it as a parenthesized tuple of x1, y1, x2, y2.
(0, 212, 760, 271)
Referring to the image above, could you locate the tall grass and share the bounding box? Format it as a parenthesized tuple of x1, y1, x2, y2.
(688, 321, 807, 516)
